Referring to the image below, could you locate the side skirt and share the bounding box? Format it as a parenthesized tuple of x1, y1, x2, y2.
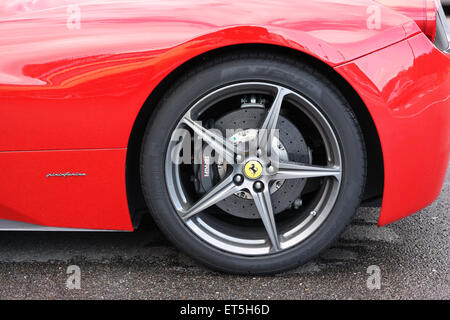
(0, 219, 129, 232)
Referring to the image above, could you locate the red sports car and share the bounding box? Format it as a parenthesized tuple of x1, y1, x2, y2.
(0, 0, 449, 274)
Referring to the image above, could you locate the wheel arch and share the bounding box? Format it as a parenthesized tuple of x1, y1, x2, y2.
(125, 44, 384, 227)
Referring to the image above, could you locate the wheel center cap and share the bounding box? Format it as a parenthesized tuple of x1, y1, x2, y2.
(243, 160, 263, 179)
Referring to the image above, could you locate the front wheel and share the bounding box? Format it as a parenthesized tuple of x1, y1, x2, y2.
(140, 53, 366, 274)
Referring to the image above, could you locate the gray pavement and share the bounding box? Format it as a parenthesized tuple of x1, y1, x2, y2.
(0, 163, 448, 300)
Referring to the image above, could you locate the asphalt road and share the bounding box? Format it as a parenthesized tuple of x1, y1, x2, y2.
(0, 162, 448, 300)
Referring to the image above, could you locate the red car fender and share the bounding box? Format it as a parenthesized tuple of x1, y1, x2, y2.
(335, 33, 450, 226)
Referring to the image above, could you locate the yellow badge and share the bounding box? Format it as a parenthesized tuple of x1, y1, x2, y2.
(244, 160, 263, 179)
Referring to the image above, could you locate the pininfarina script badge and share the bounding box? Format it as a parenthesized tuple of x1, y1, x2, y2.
(46, 172, 87, 178)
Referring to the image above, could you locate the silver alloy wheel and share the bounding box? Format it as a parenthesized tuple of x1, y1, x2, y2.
(165, 82, 342, 256)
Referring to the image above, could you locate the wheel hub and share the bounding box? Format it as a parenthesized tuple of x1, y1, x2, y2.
(243, 160, 263, 179)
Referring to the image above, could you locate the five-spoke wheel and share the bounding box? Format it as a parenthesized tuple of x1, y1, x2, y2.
(170, 83, 342, 254)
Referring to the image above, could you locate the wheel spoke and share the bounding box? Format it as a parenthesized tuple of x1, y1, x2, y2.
(182, 116, 236, 164)
(251, 188, 281, 252)
(181, 175, 240, 221)
(274, 161, 341, 181)
(258, 87, 288, 154)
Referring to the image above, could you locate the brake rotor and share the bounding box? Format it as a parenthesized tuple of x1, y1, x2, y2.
(211, 106, 311, 219)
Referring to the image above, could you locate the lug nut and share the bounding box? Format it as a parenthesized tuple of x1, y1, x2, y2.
(267, 166, 275, 174)
(253, 181, 264, 192)
(233, 174, 244, 185)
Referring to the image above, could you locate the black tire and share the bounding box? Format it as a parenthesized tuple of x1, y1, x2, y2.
(140, 52, 366, 274)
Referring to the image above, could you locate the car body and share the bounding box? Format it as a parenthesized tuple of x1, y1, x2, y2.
(0, 0, 449, 272)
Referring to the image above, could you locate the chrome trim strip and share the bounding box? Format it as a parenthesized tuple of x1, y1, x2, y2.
(0, 219, 126, 232)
